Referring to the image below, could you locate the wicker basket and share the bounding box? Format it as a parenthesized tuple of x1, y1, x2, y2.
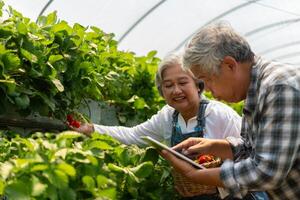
(172, 157, 221, 197)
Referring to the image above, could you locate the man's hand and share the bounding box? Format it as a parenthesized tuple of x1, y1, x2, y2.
(172, 137, 233, 160)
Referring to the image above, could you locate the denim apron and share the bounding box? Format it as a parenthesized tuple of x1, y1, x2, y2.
(170, 100, 220, 200)
(171, 99, 209, 147)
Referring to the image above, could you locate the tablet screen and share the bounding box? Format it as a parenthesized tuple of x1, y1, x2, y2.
(141, 136, 205, 169)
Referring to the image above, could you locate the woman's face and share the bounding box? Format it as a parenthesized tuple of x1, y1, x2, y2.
(161, 64, 200, 113)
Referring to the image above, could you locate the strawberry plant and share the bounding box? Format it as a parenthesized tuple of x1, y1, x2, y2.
(0, 130, 177, 199)
(0, 2, 164, 123)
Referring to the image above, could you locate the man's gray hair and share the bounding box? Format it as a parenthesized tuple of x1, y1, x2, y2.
(155, 52, 183, 96)
(183, 21, 254, 75)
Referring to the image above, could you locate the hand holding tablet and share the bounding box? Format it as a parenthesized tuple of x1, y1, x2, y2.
(141, 136, 206, 169)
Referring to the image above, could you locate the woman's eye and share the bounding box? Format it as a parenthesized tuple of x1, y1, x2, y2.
(179, 82, 188, 85)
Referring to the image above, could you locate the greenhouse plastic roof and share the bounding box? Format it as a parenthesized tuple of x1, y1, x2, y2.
(4, 0, 300, 65)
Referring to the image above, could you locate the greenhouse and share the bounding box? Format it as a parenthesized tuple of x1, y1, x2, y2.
(0, 0, 300, 199)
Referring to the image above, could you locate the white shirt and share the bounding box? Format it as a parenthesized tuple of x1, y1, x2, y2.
(94, 100, 241, 146)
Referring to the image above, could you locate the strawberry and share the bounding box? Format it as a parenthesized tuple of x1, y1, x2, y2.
(71, 120, 81, 128)
(197, 154, 214, 164)
(67, 114, 73, 123)
(66, 114, 81, 128)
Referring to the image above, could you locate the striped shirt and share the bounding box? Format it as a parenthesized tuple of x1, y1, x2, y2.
(220, 57, 300, 199)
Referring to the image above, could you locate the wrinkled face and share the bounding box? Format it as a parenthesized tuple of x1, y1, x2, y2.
(190, 64, 241, 103)
(161, 64, 200, 113)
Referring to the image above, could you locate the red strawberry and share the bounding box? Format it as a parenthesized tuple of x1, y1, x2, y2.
(67, 114, 74, 123)
(71, 120, 81, 128)
(197, 155, 214, 164)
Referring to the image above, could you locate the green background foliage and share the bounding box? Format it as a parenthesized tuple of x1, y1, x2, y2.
(0, 3, 164, 123)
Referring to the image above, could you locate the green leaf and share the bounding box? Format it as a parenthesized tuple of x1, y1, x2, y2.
(107, 163, 125, 173)
(20, 48, 38, 63)
(134, 97, 147, 109)
(85, 140, 113, 150)
(0, 1, 4, 16)
(127, 170, 140, 183)
(141, 147, 159, 164)
(127, 185, 139, 198)
(36, 92, 55, 111)
(98, 188, 117, 199)
(16, 22, 28, 35)
(130, 161, 153, 178)
(48, 55, 64, 64)
(15, 94, 30, 109)
(82, 175, 95, 190)
(51, 21, 72, 34)
(45, 185, 58, 200)
(54, 148, 68, 159)
(30, 164, 49, 172)
(147, 50, 157, 58)
(96, 175, 110, 187)
(31, 176, 47, 196)
(47, 170, 69, 189)
(0, 79, 16, 95)
(0, 179, 4, 195)
(5, 179, 31, 200)
(15, 137, 34, 151)
(58, 187, 76, 200)
(46, 11, 58, 25)
(2, 53, 21, 70)
(56, 131, 82, 141)
(56, 163, 76, 177)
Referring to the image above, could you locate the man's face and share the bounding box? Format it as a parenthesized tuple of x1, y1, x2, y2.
(190, 64, 243, 103)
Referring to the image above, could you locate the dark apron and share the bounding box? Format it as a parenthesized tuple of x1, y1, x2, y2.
(171, 99, 209, 147)
(170, 100, 220, 200)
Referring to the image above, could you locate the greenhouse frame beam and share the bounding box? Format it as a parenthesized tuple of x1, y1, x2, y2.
(245, 18, 300, 37)
(272, 51, 300, 60)
(258, 40, 300, 55)
(118, 0, 167, 43)
(36, 0, 54, 22)
(173, 0, 260, 51)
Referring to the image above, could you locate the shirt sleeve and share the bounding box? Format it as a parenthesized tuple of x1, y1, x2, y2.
(93, 105, 172, 146)
(205, 101, 242, 139)
(220, 85, 300, 193)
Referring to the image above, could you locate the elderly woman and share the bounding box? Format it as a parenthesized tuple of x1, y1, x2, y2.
(70, 52, 241, 199)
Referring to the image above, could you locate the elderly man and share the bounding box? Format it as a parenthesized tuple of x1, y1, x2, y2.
(161, 22, 300, 200)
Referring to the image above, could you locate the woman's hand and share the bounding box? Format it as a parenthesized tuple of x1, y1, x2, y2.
(160, 150, 195, 175)
(68, 122, 94, 137)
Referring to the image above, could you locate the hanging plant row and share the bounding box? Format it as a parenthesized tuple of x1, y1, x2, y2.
(0, 1, 164, 124)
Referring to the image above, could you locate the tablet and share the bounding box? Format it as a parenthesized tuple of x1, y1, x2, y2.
(141, 136, 206, 169)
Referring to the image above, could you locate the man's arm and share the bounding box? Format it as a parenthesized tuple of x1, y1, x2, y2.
(220, 85, 300, 193)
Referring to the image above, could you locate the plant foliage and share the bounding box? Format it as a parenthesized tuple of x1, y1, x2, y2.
(0, 2, 164, 122)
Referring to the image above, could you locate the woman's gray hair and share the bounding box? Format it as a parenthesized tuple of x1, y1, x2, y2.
(155, 52, 204, 96)
(155, 52, 183, 96)
(183, 21, 254, 75)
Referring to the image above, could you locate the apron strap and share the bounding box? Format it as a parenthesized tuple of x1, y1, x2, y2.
(171, 100, 209, 146)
